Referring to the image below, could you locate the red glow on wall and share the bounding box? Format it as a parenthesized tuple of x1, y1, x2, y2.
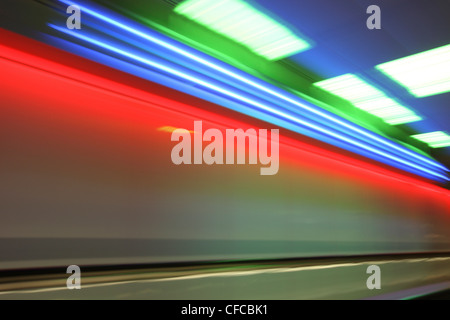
(1, 27, 449, 217)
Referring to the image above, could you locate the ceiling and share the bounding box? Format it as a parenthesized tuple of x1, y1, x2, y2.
(249, 0, 450, 155)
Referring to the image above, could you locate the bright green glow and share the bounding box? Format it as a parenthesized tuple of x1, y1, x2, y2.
(412, 131, 450, 148)
(175, 0, 311, 60)
(314, 74, 422, 125)
(354, 97, 399, 111)
(384, 115, 422, 125)
(370, 106, 414, 117)
(376, 44, 450, 97)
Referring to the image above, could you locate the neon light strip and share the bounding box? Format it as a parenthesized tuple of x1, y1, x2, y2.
(51, 1, 448, 181)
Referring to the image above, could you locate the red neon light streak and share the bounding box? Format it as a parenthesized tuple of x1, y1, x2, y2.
(0, 28, 449, 213)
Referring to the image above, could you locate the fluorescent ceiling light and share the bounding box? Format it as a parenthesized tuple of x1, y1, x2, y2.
(384, 115, 422, 126)
(314, 74, 422, 125)
(412, 131, 450, 148)
(376, 44, 450, 97)
(174, 0, 310, 60)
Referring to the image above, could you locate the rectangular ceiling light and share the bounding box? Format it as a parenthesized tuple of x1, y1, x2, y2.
(412, 131, 450, 148)
(314, 74, 422, 125)
(384, 115, 422, 126)
(376, 44, 450, 97)
(174, 0, 311, 61)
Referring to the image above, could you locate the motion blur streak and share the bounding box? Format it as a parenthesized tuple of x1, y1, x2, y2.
(1, 256, 450, 299)
(2, 257, 450, 295)
(45, 0, 449, 182)
(1, 28, 450, 276)
(0, 28, 448, 196)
